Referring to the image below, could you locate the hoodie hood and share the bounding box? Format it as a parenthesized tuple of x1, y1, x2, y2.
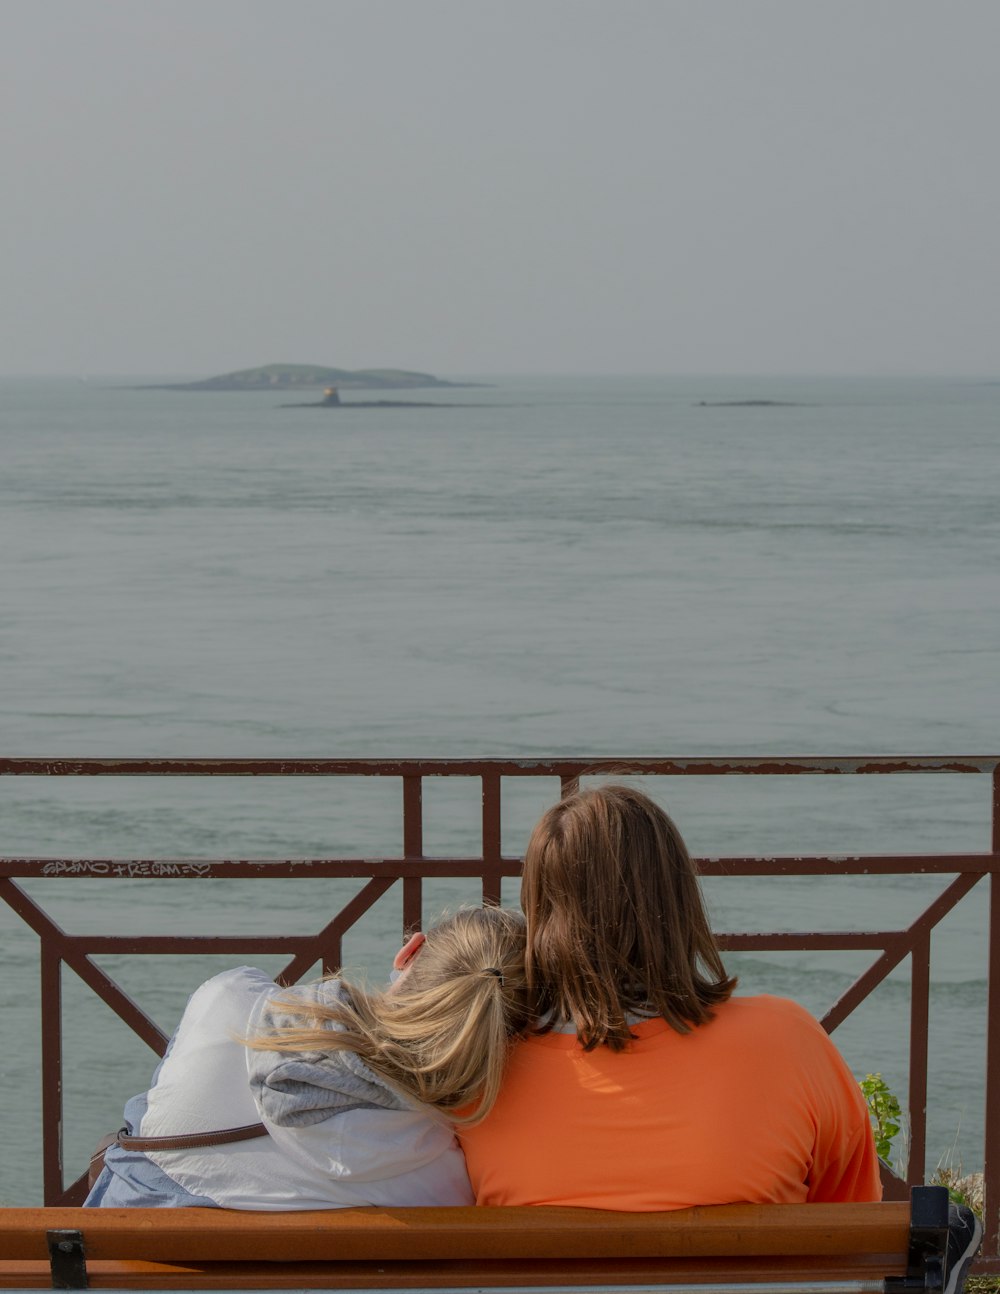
(247, 979, 412, 1127)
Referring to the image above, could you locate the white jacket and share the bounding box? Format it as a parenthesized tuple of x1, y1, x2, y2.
(87, 966, 473, 1210)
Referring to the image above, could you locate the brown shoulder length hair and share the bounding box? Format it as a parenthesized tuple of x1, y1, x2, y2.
(521, 783, 736, 1052)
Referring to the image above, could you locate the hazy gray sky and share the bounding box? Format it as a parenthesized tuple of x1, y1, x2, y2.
(2, 0, 998, 377)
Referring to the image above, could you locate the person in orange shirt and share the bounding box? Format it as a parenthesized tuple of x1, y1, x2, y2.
(460, 783, 882, 1210)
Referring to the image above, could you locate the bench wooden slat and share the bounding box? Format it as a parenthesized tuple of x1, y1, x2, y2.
(0, 1203, 919, 1291)
(0, 1256, 907, 1292)
(0, 1204, 911, 1263)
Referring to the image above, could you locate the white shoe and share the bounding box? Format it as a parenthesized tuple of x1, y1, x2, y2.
(943, 1202, 983, 1294)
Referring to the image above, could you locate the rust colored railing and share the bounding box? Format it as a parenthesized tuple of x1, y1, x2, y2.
(1, 757, 998, 1264)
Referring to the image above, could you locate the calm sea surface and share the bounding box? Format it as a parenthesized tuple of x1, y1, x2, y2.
(1, 373, 998, 1201)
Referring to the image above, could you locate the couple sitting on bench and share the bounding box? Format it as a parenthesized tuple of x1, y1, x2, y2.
(87, 785, 981, 1290)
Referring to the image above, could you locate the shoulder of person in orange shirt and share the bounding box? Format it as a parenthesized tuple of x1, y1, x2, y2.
(459, 993, 882, 1210)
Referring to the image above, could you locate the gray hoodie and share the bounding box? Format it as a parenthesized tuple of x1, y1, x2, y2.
(247, 979, 411, 1125)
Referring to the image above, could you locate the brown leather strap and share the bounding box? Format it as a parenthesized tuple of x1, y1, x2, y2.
(116, 1122, 268, 1152)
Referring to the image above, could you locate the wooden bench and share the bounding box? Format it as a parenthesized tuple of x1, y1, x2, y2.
(0, 1188, 954, 1292)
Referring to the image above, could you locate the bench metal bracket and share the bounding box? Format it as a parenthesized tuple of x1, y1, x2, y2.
(885, 1185, 950, 1294)
(46, 1229, 88, 1290)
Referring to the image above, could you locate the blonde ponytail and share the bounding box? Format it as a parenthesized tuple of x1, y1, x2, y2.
(248, 907, 528, 1123)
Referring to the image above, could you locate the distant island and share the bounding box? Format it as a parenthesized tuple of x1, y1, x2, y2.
(140, 364, 483, 392)
(694, 399, 807, 408)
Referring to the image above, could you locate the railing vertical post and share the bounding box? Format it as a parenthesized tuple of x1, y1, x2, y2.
(907, 933, 930, 1187)
(318, 932, 344, 977)
(481, 772, 503, 906)
(402, 775, 423, 933)
(40, 941, 63, 1206)
(983, 766, 1000, 1259)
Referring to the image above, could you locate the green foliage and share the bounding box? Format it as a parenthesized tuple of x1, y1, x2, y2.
(933, 1164, 985, 1219)
(859, 1074, 987, 1224)
(860, 1072, 901, 1161)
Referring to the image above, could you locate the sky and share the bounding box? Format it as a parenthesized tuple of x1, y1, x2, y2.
(2, 0, 998, 378)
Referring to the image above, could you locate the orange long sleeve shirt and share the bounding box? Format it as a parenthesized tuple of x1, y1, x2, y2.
(460, 995, 881, 1210)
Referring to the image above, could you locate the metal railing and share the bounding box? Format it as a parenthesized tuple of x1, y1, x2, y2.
(1, 757, 998, 1264)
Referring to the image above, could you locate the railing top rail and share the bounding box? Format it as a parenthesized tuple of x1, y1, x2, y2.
(0, 756, 997, 776)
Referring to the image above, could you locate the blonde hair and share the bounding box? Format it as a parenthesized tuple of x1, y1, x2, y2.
(248, 907, 528, 1124)
(522, 784, 736, 1052)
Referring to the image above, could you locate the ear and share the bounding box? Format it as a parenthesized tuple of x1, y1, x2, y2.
(393, 931, 426, 971)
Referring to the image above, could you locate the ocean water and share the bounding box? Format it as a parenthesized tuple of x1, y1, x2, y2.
(1, 373, 998, 1203)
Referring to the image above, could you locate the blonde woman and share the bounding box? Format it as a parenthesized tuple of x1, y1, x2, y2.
(87, 907, 527, 1209)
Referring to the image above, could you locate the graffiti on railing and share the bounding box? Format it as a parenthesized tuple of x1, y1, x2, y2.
(36, 860, 214, 878)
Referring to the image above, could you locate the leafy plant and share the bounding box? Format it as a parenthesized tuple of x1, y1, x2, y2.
(859, 1074, 987, 1228)
(860, 1072, 901, 1161)
(934, 1164, 984, 1216)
